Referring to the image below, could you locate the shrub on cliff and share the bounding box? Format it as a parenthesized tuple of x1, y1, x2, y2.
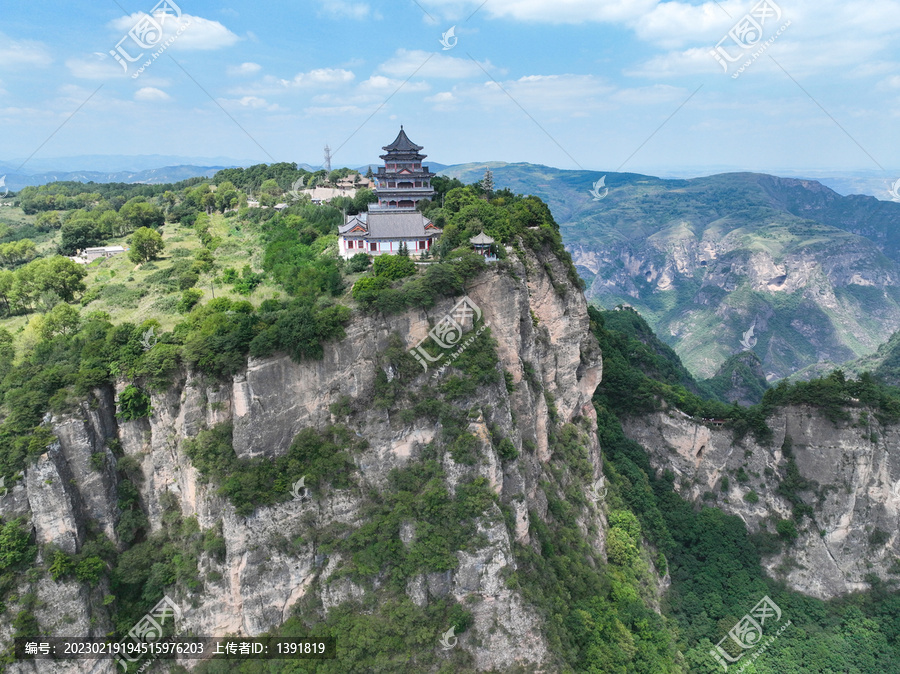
(352, 253, 486, 315)
(351, 276, 391, 307)
(373, 253, 416, 280)
(0, 518, 36, 571)
(116, 384, 151, 421)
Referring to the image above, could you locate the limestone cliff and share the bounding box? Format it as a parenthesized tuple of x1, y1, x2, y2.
(1, 246, 603, 672)
(623, 404, 900, 600)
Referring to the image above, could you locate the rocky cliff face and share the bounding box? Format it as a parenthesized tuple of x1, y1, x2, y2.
(574, 223, 900, 382)
(1, 247, 603, 672)
(623, 405, 900, 600)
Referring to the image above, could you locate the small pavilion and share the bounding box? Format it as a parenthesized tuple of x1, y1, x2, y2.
(470, 232, 497, 260)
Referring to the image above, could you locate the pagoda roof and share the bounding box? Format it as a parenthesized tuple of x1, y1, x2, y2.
(340, 211, 441, 239)
(470, 232, 495, 245)
(382, 127, 424, 154)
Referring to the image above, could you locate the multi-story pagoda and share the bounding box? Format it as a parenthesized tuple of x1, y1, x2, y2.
(338, 127, 441, 259)
(372, 126, 435, 210)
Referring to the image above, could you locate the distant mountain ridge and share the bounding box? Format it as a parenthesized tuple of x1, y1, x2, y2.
(440, 163, 900, 381)
(0, 166, 229, 191)
(2, 157, 896, 384)
(0, 156, 449, 192)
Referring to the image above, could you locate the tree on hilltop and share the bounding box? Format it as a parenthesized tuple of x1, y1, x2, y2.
(129, 227, 165, 264)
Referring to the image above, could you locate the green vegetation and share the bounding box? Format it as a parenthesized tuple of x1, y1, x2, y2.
(0, 518, 36, 572)
(116, 384, 152, 421)
(8, 168, 900, 673)
(183, 424, 363, 516)
(349, 183, 583, 315)
(128, 227, 164, 263)
(764, 370, 900, 424)
(590, 302, 900, 673)
(441, 163, 900, 382)
(589, 306, 772, 442)
(703, 350, 769, 406)
(372, 252, 416, 280)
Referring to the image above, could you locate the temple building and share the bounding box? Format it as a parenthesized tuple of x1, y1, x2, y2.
(339, 127, 441, 259)
(372, 126, 435, 210)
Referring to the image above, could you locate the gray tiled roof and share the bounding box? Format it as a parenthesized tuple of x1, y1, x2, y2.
(469, 232, 495, 244)
(340, 211, 440, 239)
(339, 213, 367, 234)
(382, 127, 423, 153)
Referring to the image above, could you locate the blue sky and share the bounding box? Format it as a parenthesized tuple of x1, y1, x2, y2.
(1, 0, 899, 178)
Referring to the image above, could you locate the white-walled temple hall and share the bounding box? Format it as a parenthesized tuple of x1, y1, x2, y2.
(338, 128, 441, 259)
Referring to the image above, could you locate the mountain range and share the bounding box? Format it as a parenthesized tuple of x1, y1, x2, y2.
(0, 156, 450, 191)
(3, 157, 899, 382)
(441, 163, 900, 381)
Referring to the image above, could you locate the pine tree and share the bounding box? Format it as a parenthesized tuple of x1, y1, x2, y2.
(398, 242, 409, 257)
(481, 168, 494, 199)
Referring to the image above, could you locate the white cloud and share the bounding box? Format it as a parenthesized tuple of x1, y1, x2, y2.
(66, 54, 128, 80)
(416, 0, 900, 84)
(134, 87, 171, 101)
(304, 105, 366, 116)
(318, 0, 381, 20)
(358, 75, 430, 93)
(429, 74, 616, 114)
(0, 34, 53, 69)
(226, 68, 356, 97)
(418, 0, 657, 23)
(108, 12, 239, 51)
(625, 47, 722, 78)
(424, 91, 457, 111)
(227, 62, 262, 76)
(426, 91, 456, 103)
(218, 95, 283, 111)
(630, 0, 900, 79)
(379, 49, 494, 79)
(279, 68, 356, 88)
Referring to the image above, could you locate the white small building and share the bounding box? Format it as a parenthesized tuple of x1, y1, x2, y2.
(81, 246, 127, 263)
(338, 211, 441, 259)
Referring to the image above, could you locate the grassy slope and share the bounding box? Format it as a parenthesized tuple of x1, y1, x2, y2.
(0, 207, 281, 358)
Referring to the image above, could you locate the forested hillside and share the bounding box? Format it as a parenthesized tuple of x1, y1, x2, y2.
(442, 163, 900, 383)
(592, 306, 900, 673)
(1, 170, 900, 673)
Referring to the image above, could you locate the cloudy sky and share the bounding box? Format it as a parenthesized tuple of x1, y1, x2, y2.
(1, 0, 899, 176)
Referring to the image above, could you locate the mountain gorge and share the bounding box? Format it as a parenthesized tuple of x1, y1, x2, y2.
(442, 164, 900, 382)
(2, 166, 900, 672)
